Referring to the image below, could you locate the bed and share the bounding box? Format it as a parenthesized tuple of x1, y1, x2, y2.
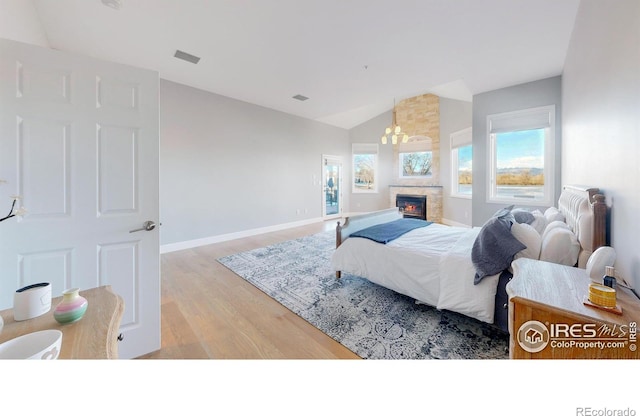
(331, 185, 608, 332)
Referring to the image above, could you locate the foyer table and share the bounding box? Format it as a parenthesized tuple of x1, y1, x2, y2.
(507, 258, 640, 359)
(0, 285, 124, 359)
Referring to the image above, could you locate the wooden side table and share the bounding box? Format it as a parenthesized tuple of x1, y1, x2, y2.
(0, 286, 124, 359)
(507, 258, 640, 359)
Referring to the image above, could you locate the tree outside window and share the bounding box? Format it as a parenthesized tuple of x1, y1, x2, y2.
(400, 151, 432, 177)
(352, 144, 378, 193)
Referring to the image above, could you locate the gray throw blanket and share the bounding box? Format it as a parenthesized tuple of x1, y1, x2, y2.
(472, 216, 526, 284)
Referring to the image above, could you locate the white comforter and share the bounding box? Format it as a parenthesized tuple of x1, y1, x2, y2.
(330, 223, 501, 324)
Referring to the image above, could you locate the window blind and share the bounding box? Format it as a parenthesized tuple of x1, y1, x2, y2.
(450, 127, 472, 149)
(488, 105, 554, 134)
(352, 143, 378, 154)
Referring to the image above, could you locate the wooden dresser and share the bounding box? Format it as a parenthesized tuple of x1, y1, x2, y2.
(0, 286, 124, 359)
(507, 258, 639, 359)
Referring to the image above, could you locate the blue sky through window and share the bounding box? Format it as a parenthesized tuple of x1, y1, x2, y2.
(458, 145, 472, 171)
(496, 129, 544, 169)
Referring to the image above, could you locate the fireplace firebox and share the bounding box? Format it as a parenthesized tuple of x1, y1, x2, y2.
(396, 194, 427, 220)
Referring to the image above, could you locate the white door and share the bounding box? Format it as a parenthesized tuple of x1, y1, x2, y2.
(322, 155, 342, 219)
(0, 39, 160, 359)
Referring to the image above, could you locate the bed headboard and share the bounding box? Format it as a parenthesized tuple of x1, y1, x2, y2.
(557, 185, 607, 268)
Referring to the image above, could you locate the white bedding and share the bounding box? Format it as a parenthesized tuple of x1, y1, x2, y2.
(330, 223, 501, 324)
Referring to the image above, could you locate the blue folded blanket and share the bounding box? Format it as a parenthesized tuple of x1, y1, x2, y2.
(350, 218, 432, 244)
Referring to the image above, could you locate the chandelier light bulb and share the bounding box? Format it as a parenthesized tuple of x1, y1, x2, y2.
(381, 100, 406, 145)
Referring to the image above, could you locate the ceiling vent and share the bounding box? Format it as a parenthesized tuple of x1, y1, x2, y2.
(292, 94, 309, 101)
(174, 50, 201, 64)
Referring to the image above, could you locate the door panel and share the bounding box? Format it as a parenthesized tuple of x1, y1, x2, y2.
(98, 241, 139, 327)
(17, 61, 71, 103)
(322, 155, 342, 219)
(97, 124, 138, 214)
(18, 117, 71, 217)
(0, 39, 160, 359)
(96, 77, 139, 111)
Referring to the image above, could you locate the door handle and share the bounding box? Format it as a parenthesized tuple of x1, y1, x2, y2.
(129, 220, 156, 233)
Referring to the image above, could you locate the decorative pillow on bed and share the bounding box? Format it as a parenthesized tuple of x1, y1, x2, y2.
(512, 208, 536, 225)
(511, 222, 542, 260)
(492, 204, 515, 220)
(541, 220, 570, 241)
(472, 215, 526, 284)
(530, 209, 548, 235)
(540, 227, 580, 266)
(544, 206, 566, 224)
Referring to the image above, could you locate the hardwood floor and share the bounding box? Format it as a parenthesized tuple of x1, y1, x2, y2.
(140, 219, 360, 359)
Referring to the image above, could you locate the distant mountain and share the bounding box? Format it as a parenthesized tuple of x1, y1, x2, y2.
(497, 167, 543, 175)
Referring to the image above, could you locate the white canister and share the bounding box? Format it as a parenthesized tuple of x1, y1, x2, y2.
(13, 282, 52, 321)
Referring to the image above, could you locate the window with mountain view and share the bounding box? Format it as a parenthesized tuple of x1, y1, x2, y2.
(451, 127, 472, 198)
(487, 106, 555, 206)
(453, 144, 472, 196)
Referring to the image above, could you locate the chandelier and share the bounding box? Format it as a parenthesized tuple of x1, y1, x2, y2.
(381, 100, 409, 145)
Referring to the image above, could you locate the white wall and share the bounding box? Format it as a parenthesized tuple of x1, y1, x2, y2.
(160, 79, 350, 250)
(562, 0, 640, 289)
(0, 0, 49, 47)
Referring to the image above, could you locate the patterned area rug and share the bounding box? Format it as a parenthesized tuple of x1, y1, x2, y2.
(217, 230, 509, 359)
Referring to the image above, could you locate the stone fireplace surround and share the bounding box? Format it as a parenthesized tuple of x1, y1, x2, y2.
(388, 93, 443, 223)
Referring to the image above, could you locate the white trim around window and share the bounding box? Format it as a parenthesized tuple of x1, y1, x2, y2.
(450, 127, 472, 199)
(486, 105, 555, 207)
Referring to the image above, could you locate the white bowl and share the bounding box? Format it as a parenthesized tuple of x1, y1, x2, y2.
(0, 329, 63, 359)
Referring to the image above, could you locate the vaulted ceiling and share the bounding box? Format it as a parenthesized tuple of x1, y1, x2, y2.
(32, 0, 581, 128)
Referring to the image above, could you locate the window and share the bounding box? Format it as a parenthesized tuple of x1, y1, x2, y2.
(397, 136, 432, 179)
(486, 105, 555, 206)
(399, 151, 432, 178)
(450, 127, 472, 198)
(352, 143, 378, 193)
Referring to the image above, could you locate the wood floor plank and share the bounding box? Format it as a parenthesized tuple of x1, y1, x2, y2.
(141, 220, 359, 359)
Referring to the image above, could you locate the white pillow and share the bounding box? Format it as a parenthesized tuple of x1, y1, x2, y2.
(530, 209, 548, 235)
(511, 222, 542, 260)
(540, 227, 580, 266)
(541, 220, 570, 241)
(544, 206, 565, 223)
